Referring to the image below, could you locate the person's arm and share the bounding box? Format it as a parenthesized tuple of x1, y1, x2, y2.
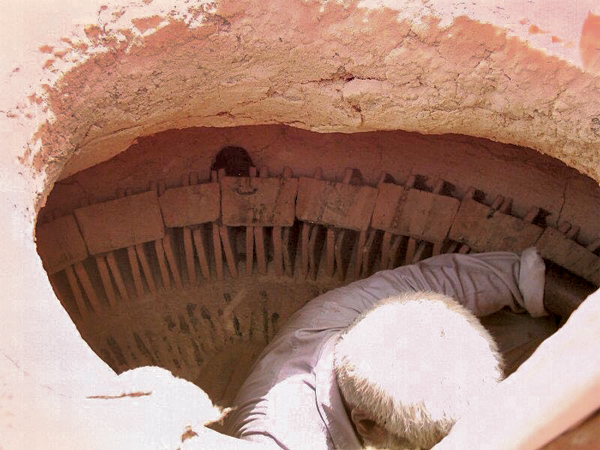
(275, 248, 548, 340)
(383, 247, 547, 317)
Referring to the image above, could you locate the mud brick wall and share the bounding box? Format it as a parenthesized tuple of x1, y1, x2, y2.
(37, 129, 600, 407)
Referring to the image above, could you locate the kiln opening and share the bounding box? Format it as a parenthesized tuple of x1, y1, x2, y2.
(35, 125, 600, 408)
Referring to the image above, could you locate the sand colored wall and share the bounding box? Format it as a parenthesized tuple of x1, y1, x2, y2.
(3, 0, 600, 189)
(0, 1, 599, 449)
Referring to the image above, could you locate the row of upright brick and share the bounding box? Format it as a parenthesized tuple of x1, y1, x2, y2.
(37, 166, 600, 319)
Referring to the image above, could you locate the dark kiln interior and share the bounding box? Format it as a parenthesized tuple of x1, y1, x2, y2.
(36, 125, 600, 408)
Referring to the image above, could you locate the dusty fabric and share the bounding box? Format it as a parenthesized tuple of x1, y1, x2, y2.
(227, 250, 553, 450)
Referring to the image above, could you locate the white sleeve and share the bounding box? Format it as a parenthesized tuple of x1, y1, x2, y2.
(517, 247, 547, 317)
(385, 247, 548, 317)
(278, 249, 547, 335)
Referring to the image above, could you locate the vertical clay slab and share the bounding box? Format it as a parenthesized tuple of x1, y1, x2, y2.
(158, 183, 220, 228)
(36, 215, 89, 274)
(536, 228, 600, 285)
(220, 176, 298, 227)
(295, 177, 378, 231)
(448, 197, 544, 253)
(371, 183, 460, 244)
(74, 191, 165, 255)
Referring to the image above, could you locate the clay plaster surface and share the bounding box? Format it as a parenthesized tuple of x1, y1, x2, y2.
(1, 0, 600, 188)
(0, 0, 599, 449)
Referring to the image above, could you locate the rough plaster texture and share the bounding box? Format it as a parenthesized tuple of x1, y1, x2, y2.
(0, 0, 599, 449)
(3, 0, 599, 188)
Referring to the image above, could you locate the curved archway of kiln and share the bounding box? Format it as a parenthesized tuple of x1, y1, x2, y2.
(37, 125, 600, 408)
(1, 0, 599, 448)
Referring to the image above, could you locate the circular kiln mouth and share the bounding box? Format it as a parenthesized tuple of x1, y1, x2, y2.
(36, 125, 600, 407)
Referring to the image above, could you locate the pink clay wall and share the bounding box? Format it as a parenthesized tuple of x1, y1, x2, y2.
(0, 1, 599, 448)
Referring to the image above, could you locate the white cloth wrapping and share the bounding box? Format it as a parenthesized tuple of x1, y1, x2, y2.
(518, 247, 548, 317)
(227, 250, 549, 449)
